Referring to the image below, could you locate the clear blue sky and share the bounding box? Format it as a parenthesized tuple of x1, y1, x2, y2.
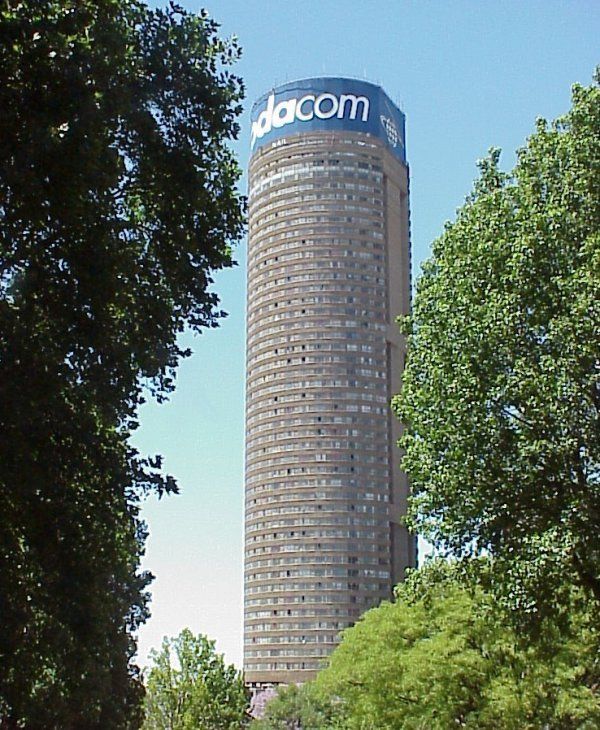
(134, 0, 599, 668)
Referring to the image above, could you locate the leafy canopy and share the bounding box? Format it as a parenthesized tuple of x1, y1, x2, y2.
(393, 75, 600, 619)
(0, 1, 244, 727)
(312, 562, 599, 730)
(252, 563, 599, 729)
(143, 629, 250, 730)
(251, 682, 345, 730)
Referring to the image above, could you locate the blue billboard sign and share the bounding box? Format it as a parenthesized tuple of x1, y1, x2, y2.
(250, 77, 406, 163)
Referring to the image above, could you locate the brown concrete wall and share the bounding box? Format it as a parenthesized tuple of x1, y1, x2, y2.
(244, 130, 415, 685)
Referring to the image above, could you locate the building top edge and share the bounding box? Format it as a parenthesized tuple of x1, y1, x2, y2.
(249, 76, 406, 163)
(252, 77, 395, 112)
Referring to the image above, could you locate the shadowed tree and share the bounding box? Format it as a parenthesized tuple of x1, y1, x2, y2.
(0, 1, 245, 727)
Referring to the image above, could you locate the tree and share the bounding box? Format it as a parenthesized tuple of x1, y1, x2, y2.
(0, 1, 244, 726)
(251, 564, 599, 729)
(312, 562, 599, 729)
(143, 629, 250, 730)
(250, 683, 344, 730)
(393, 75, 600, 622)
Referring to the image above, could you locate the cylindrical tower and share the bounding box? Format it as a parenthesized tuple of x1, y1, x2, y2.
(244, 78, 415, 688)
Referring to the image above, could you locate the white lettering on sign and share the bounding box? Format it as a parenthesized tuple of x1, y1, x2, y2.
(251, 92, 370, 148)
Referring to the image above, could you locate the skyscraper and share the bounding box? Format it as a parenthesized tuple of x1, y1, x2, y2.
(244, 78, 415, 688)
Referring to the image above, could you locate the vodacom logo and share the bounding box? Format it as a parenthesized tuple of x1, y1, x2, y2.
(380, 115, 399, 148)
(251, 91, 370, 148)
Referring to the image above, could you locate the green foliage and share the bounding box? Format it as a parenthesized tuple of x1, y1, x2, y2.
(252, 564, 599, 729)
(251, 683, 344, 730)
(0, 1, 244, 726)
(143, 629, 250, 730)
(393, 75, 600, 621)
(312, 562, 599, 729)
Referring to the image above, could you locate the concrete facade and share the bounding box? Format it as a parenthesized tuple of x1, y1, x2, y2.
(244, 81, 415, 686)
